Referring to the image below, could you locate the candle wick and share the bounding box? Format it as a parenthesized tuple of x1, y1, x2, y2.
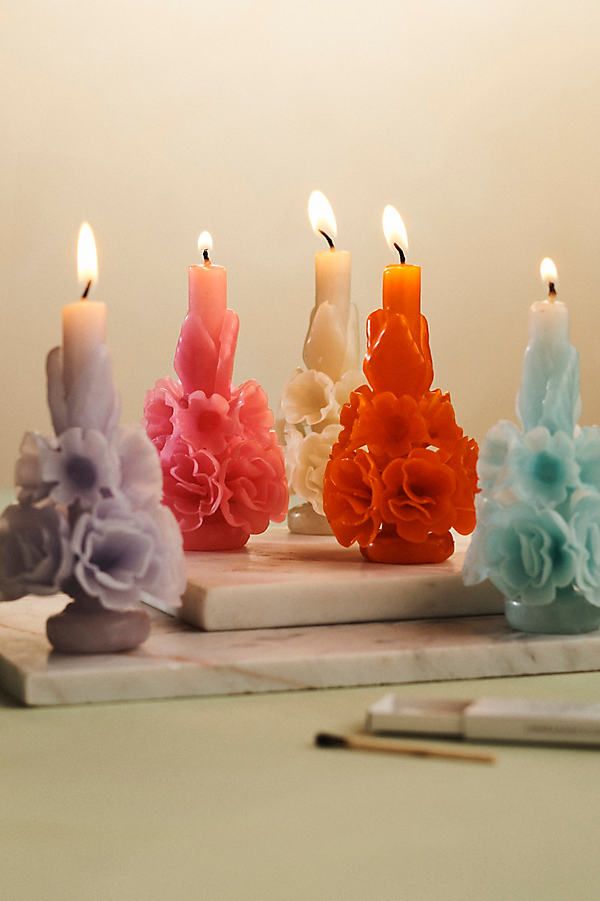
(81, 280, 92, 299)
(319, 230, 335, 250)
(548, 281, 557, 301)
(394, 243, 406, 264)
(203, 249, 210, 263)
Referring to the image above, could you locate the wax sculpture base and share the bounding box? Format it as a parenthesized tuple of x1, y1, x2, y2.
(505, 589, 600, 635)
(4, 597, 600, 706)
(287, 503, 332, 536)
(156, 531, 502, 631)
(361, 527, 454, 565)
(47, 596, 151, 654)
(183, 515, 249, 552)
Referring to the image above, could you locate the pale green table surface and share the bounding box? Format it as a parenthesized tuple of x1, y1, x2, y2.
(2, 673, 600, 901)
(2, 484, 600, 901)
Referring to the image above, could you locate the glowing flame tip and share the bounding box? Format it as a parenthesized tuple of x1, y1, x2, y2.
(382, 205, 409, 256)
(197, 231, 213, 256)
(540, 257, 558, 285)
(77, 222, 98, 287)
(308, 190, 337, 242)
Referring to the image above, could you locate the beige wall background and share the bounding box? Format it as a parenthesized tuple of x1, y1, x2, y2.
(1, 0, 600, 484)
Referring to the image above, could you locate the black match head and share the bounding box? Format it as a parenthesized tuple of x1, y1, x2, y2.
(314, 732, 348, 748)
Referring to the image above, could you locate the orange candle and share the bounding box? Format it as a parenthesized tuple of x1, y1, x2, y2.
(382, 205, 421, 346)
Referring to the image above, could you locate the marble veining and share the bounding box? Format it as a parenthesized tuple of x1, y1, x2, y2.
(153, 529, 504, 631)
(2, 595, 600, 706)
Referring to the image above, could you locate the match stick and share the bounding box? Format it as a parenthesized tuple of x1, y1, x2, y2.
(314, 732, 496, 765)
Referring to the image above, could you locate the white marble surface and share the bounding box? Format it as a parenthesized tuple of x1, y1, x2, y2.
(2, 594, 600, 706)
(158, 530, 503, 630)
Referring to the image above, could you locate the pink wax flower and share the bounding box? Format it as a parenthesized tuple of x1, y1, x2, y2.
(221, 435, 288, 535)
(144, 378, 182, 451)
(177, 390, 234, 456)
(162, 438, 223, 532)
(230, 380, 275, 437)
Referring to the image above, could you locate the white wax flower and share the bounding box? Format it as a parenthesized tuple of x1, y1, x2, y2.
(333, 369, 364, 407)
(283, 422, 304, 484)
(281, 368, 337, 427)
(289, 424, 342, 515)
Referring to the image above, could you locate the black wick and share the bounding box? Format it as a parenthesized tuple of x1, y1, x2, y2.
(81, 280, 92, 299)
(394, 242, 406, 264)
(319, 229, 335, 250)
(203, 248, 210, 262)
(548, 281, 557, 298)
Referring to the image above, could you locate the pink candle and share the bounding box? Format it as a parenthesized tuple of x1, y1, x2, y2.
(188, 232, 227, 344)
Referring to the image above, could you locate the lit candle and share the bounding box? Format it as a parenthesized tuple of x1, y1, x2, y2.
(517, 257, 581, 435)
(61, 223, 106, 396)
(189, 231, 227, 346)
(303, 190, 357, 381)
(381, 205, 421, 345)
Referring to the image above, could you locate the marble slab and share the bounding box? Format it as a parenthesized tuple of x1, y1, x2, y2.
(2, 595, 600, 706)
(154, 530, 503, 631)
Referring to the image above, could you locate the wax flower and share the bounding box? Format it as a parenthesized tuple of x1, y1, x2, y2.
(464, 259, 600, 633)
(323, 208, 478, 564)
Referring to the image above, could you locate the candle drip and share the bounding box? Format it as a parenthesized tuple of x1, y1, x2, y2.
(319, 230, 335, 250)
(80, 280, 92, 299)
(393, 243, 406, 264)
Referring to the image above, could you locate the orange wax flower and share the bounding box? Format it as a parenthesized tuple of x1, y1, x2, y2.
(323, 206, 478, 564)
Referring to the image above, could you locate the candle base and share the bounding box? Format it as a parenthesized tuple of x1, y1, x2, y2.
(505, 589, 600, 635)
(183, 515, 250, 552)
(360, 530, 454, 565)
(287, 503, 333, 536)
(46, 595, 150, 654)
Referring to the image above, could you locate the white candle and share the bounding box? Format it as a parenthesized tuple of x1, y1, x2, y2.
(62, 223, 106, 395)
(308, 190, 351, 322)
(303, 191, 355, 380)
(528, 257, 568, 344)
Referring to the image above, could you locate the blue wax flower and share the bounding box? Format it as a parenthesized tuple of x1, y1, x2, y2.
(477, 420, 520, 493)
(571, 491, 600, 607)
(507, 427, 579, 509)
(464, 500, 577, 605)
(574, 426, 600, 492)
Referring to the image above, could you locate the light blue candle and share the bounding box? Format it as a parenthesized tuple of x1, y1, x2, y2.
(517, 259, 580, 435)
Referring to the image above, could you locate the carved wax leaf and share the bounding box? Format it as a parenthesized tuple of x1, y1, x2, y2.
(213, 309, 240, 400)
(303, 302, 348, 383)
(363, 310, 433, 397)
(174, 312, 219, 395)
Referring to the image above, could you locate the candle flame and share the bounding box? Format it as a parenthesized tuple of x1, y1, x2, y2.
(308, 190, 337, 243)
(382, 205, 409, 257)
(77, 222, 98, 287)
(197, 231, 213, 256)
(540, 257, 558, 285)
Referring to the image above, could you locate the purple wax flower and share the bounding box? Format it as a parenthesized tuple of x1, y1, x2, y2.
(71, 496, 185, 610)
(0, 503, 72, 601)
(41, 427, 120, 509)
(115, 425, 163, 509)
(14, 432, 55, 504)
